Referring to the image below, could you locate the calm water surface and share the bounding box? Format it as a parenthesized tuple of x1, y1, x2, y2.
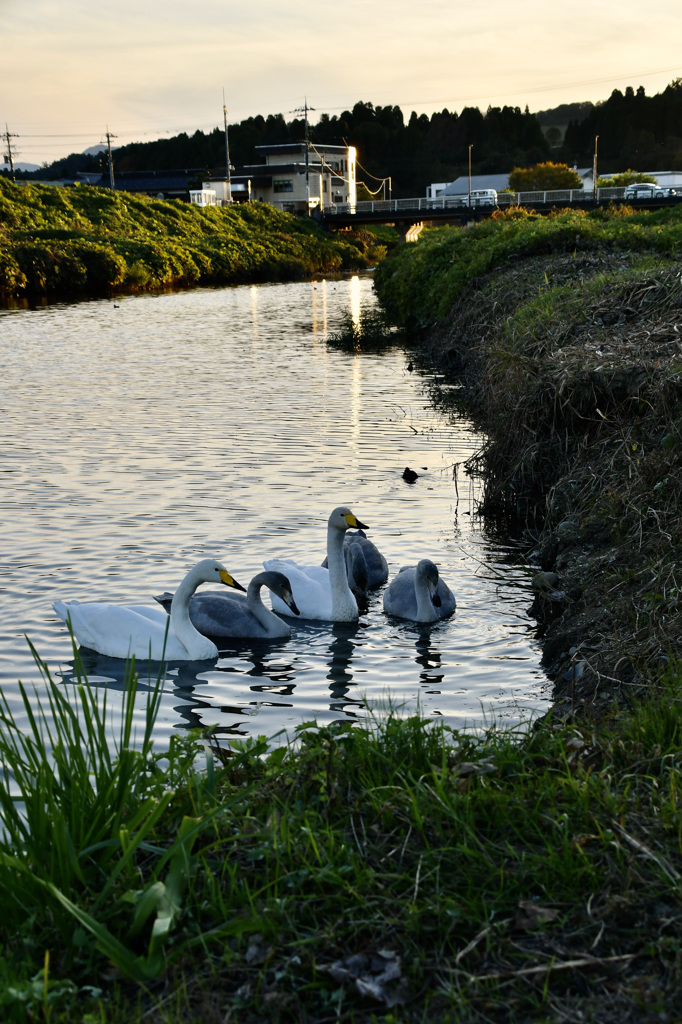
(0, 276, 549, 748)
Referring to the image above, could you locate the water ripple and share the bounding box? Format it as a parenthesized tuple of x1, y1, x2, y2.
(0, 277, 549, 746)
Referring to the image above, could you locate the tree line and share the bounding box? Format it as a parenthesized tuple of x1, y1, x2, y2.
(4, 104, 549, 199)
(560, 79, 682, 172)
(5, 80, 682, 198)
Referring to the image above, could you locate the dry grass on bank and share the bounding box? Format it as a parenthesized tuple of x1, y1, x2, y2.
(416, 248, 682, 714)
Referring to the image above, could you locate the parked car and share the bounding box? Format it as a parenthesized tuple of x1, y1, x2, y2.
(623, 183, 667, 200)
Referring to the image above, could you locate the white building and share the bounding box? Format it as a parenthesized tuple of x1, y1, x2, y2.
(204, 142, 357, 213)
(189, 189, 217, 207)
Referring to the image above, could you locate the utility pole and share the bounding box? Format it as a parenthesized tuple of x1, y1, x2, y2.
(294, 99, 315, 214)
(222, 90, 232, 203)
(304, 98, 310, 213)
(3, 124, 18, 182)
(105, 127, 117, 190)
(593, 135, 599, 206)
(468, 144, 473, 208)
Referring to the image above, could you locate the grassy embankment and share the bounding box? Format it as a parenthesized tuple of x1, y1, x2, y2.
(375, 205, 682, 715)
(0, 643, 680, 1023)
(0, 179, 389, 302)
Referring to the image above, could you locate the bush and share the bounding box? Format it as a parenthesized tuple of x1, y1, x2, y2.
(0, 178, 379, 301)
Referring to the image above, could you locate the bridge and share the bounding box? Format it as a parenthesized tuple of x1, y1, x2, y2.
(320, 187, 682, 239)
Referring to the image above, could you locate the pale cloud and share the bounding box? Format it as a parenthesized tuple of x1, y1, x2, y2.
(1, 0, 681, 165)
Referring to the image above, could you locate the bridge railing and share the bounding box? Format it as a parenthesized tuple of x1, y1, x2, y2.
(327, 187, 631, 216)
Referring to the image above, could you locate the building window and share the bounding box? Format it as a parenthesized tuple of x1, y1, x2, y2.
(273, 179, 294, 193)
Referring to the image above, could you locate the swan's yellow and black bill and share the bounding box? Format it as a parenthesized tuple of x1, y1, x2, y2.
(345, 513, 369, 530)
(219, 569, 247, 592)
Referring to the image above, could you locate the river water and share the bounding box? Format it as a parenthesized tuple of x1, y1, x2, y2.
(0, 275, 549, 749)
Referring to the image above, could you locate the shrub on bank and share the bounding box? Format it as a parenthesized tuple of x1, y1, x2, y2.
(374, 203, 682, 715)
(374, 205, 682, 327)
(0, 178, 377, 300)
(10, 239, 127, 292)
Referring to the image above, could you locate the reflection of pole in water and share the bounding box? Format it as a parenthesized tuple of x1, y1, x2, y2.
(349, 274, 361, 333)
(250, 285, 259, 342)
(349, 351, 362, 466)
(311, 278, 328, 339)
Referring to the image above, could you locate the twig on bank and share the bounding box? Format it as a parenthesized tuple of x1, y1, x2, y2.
(444, 953, 635, 985)
(611, 821, 682, 885)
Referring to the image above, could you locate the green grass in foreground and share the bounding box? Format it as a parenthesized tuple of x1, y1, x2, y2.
(0, 641, 681, 1022)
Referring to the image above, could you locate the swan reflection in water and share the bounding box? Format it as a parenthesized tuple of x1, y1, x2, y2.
(58, 646, 167, 693)
(56, 641, 298, 736)
(171, 638, 300, 734)
(414, 630, 445, 692)
(325, 622, 364, 716)
(57, 618, 450, 739)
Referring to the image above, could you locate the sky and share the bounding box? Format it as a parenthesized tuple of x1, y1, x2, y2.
(2, 0, 681, 168)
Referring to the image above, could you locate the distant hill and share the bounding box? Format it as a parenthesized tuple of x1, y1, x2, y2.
(533, 101, 596, 149)
(1, 161, 41, 173)
(533, 101, 595, 127)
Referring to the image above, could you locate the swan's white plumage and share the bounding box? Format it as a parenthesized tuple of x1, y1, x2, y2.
(153, 570, 299, 639)
(53, 558, 245, 661)
(264, 506, 368, 622)
(383, 559, 456, 623)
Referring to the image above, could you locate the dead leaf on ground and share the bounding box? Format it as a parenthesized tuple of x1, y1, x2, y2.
(513, 900, 560, 931)
(320, 948, 408, 1007)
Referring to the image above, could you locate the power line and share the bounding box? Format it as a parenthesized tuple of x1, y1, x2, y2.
(7, 62, 682, 168)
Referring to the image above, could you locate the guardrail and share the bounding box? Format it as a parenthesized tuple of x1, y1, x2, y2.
(326, 187, 651, 216)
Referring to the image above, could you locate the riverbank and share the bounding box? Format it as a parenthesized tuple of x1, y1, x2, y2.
(0, 180, 389, 301)
(1, 655, 681, 1023)
(374, 204, 682, 718)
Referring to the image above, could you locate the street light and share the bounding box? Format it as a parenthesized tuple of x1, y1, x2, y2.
(468, 144, 473, 208)
(593, 135, 599, 206)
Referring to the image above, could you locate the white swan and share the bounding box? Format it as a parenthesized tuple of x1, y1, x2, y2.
(53, 558, 246, 661)
(153, 570, 300, 639)
(383, 559, 456, 623)
(264, 506, 369, 621)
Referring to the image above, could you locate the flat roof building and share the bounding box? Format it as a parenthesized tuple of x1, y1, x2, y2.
(203, 142, 357, 213)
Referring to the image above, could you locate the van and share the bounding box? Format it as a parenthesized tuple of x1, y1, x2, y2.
(623, 183, 666, 200)
(468, 189, 497, 207)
